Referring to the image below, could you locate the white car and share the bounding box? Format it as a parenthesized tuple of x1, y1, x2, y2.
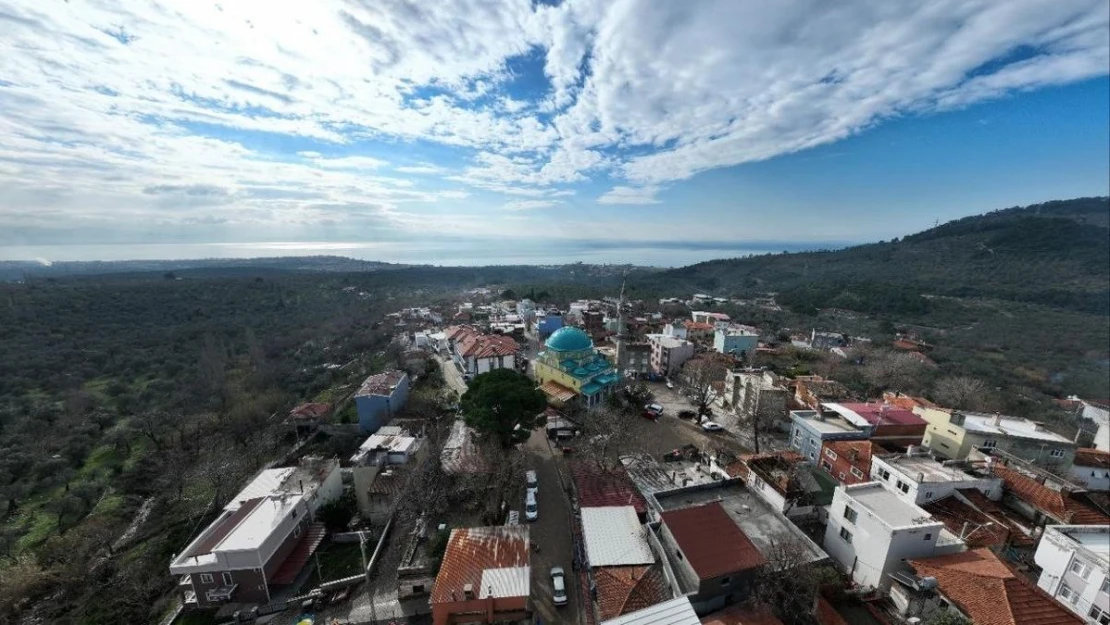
(665, 380, 674, 390)
(525, 470, 538, 495)
(551, 567, 568, 606)
(525, 491, 538, 522)
(645, 403, 664, 415)
(700, 421, 724, 432)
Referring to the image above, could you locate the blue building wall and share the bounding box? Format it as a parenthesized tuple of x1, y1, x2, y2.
(713, 332, 758, 357)
(537, 315, 564, 339)
(356, 375, 410, 434)
(788, 413, 866, 462)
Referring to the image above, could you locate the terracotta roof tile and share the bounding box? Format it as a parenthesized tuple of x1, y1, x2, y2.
(700, 603, 784, 625)
(458, 333, 520, 359)
(431, 526, 530, 604)
(993, 466, 1110, 525)
(570, 463, 647, 514)
(908, 549, 1083, 625)
(1073, 448, 1110, 470)
(955, 488, 1036, 547)
(594, 565, 669, 621)
(660, 502, 766, 580)
(539, 380, 577, 403)
(922, 495, 1011, 549)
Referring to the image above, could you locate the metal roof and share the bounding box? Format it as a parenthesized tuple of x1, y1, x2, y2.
(599, 597, 700, 625)
(581, 506, 654, 567)
(230, 467, 294, 508)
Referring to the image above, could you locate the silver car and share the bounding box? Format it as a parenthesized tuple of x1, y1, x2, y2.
(550, 566, 567, 606)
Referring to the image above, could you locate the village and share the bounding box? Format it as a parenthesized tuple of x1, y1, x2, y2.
(166, 288, 1110, 625)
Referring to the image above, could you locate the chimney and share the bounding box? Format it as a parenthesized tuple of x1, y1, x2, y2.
(463, 584, 474, 600)
(991, 412, 1002, 427)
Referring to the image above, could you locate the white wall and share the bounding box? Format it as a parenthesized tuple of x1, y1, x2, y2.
(869, 457, 1001, 506)
(1095, 422, 1110, 453)
(1035, 526, 1110, 622)
(1069, 462, 1110, 491)
(824, 486, 944, 591)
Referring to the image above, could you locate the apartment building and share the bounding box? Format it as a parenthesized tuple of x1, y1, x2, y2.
(1035, 525, 1110, 624)
(916, 406, 1076, 466)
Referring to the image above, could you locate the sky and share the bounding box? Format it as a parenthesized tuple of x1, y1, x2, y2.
(1, 0, 1108, 266)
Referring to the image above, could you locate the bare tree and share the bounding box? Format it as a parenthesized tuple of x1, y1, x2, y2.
(736, 375, 782, 454)
(679, 356, 731, 415)
(750, 531, 837, 625)
(932, 376, 993, 411)
(862, 350, 926, 395)
(579, 408, 651, 472)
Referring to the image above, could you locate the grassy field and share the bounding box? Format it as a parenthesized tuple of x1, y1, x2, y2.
(315, 541, 365, 581)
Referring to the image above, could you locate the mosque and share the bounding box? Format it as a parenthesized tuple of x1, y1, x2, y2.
(534, 326, 621, 409)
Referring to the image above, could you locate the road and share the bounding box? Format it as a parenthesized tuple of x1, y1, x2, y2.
(522, 427, 581, 625)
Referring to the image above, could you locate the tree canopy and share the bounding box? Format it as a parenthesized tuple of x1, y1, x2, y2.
(460, 369, 546, 447)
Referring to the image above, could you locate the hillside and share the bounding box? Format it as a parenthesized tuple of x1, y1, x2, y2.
(639, 197, 1110, 316)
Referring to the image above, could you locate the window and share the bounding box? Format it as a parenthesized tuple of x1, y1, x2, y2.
(924, 491, 934, 500)
(850, 467, 864, 479)
(200, 573, 213, 584)
(1049, 448, 1065, 458)
(940, 442, 951, 449)
(878, 468, 891, 481)
(844, 506, 858, 524)
(838, 472, 847, 480)
(1101, 578, 1109, 594)
(1059, 584, 1078, 604)
(825, 448, 838, 460)
(1071, 559, 1091, 580)
(839, 527, 853, 543)
(924, 533, 932, 541)
(793, 430, 802, 444)
(675, 550, 684, 561)
(222, 572, 233, 586)
(1091, 607, 1110, 625)
(720, 576, 732, 586)
(821, 460, 833, 473)
(897, 480, 910, 494)
(294, 525, 302, 538)
(982, 439, 997, 448)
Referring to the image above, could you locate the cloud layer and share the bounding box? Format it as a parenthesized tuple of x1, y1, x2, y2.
(0, 0, 1107, 246)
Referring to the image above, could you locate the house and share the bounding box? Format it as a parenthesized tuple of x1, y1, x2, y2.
(916, 406, 1077, 466)
(455, 332, 520, 376)
(821, 402, 929, 448)
(810, 330, 846, 351)
(691, 311, 731, 326)
(430, 525, 530, 625)
(791, 376, 853, 411)
(650, 478, 826, 615)
(713, 328, 758, 358)
(581, 506, 670, 620)
(595, 565, 671, 622)
(869, 449, 1002, 506)
(1034, 525, 1110, 624)
(1071, 397, 1110, 453)
(729, 452, 837, 518)
(699, 603, 784, 625)
(600, 597, 701, 625)
(890, 548, 1084, 625)
(354, 370, 410, 434)
(721, 369, 787, 419)
(1069, 448, 1110, 491)
(535, 310, 564, 338)
(683, 321, 716, 342)
(570, 462, 649, 519)
(285, 402, 332, 430)
(788, 410, 868, 462)
(819, 440, 889, 485)
(990, 464, 1110, 527)
(659, 502, 768, 615)
(824, 482, 960, 591)
(350, 427, 427, 524)
(662, 322, 689, 340)
(921, 489, 1037, 550)
(611, 340, 653, 377)
(169, 457, 342, 608)
(440, 419, 488, 475)
(648, 334, 696, 377)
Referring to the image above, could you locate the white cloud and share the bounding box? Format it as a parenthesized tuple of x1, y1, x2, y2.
(504, 199, 562, 211)
(0, 0, 1105, 245)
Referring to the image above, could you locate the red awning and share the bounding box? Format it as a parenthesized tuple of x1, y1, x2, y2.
(269, 523, 328, 585)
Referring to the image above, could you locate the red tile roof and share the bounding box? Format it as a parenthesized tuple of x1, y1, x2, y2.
(660, 502, 766, 580)
(594, 565, 669, 621)
(992, 465, 1110, 525)
(458, 333, 520, 359)
(288, 402, 331, 420)
(570, 462, 647, 514)
(835, 402, 925, 427)
(539, 380, 577, 403)
(431, 526, 530, 604)
(909, 549, 1084, 625)
(684, 321, 715, 331)
(922, 495, 1012, 549)
(1073, 448, 1110, 470)
(445, 325, 480, 341)
(955, 488, 1036, 547)
(700, 603, 784, 625)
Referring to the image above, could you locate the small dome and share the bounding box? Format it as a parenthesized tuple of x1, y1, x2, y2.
(545, 326, 593, 352)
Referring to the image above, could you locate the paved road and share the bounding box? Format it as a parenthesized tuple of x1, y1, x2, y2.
(522, 428, 581, 625)
(642, 382, 789, 456)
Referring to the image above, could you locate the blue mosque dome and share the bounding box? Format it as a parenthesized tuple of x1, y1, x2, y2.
(545, 326, 593, 352)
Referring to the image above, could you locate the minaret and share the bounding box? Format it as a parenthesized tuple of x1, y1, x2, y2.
(615, 279, 628, 372)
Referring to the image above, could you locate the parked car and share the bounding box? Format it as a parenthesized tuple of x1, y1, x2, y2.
(645, 403, 664, 415)
(640, 410, 659, 421)
(701, 421, 724, 432)
(665, 380, 674, 390)
(525, 491, 538, 521)
(525, 470, 538, 495)
(551, 567, 568, 606)
(677, 409, 696, 420)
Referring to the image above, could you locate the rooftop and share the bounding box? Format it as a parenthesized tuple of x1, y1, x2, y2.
(877, 453, 993, 485)
(356, 370, 407, 397)
(594, 564, 670, 621)
(653, 481, 826, 567)
(1073, 447, 1110, 469)
(790, 410, 862, 436)
(661, 502, 766, 579)
(699, 604, 783, 625)
(922, 494, 1013, 549)
(570, 462, 648, 515)
(823, 402, 925, 427)
(908, 548, 1084, 625)
(581, 506, 655, 567)
(458, 332, 520, 358)
(623, 455, 718, 498)
(546, 326, 594, 352)
(992, 465, 1110, 525)
(430, 525, 530, 604)
(1047, 525, 1110, 563)
(600, 597, 700, 625)
(844, 483, 939, 528)
(350, 432, 420, 464)
(440, 419, 487, 474)
(957, 411, 1073, 443)
(650, 334, 693, 349)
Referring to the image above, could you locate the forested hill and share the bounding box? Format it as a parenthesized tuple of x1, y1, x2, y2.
(638, 197, 1110, 316)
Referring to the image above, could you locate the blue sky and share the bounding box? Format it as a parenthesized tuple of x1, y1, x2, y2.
(0, 0, 1108, 264)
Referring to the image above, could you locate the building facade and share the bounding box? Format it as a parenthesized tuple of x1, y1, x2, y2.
(869, 451, 1001, 506)
(917, 406, 1077, 467)
(1070, 449, 1110, 492)
(648, 334, 695, 377)
(533, 326, 620, 409)
(712, 329, 758, 357)
(1034, 525, 1110, 625)
(789, 410, 868, 462)
(722, 369, 787, 419)
(354, 370, 410, 434)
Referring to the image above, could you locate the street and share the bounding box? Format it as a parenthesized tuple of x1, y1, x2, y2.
(522, 427, 581, 625)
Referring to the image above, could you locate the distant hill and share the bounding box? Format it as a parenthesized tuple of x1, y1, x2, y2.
(637, 197, 1110, 316)
(0, 255, 404, 282)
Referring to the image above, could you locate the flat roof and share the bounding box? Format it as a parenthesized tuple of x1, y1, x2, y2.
(959, 411, 1072, 443)
(231, 467, 295, 508)
(600, 597, 700, 625)
(654, 482, 825, 565)
(876, 454, 994, 485)
(791, 410, 861, 435)
(581, 506, 655, 567)
(218, 495, 300, 551)
(845, 483, 937, 528)
(1054, 526, 1110, 563)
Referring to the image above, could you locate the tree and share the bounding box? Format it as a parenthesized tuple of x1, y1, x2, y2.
(750, 531, 838, 625)
(925, 611, 972, 625)
(862, 350, 927, 395)
(679, 356, 731, 415)
(460, 369, 546, 448)
(736, 374, 782, 454)
(932, 376, 993, 411)
(579, 408, 650, 472)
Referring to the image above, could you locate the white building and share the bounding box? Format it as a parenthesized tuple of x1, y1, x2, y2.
(1034, 525, 1110, 624)
(824, 482, 962, 591)
(350, 427, 423, 466)
(661, 323, 688, 340)
(580, 506, 655, 567)
(1070, 449, 1110, 492)
(647, 334, 696, 377)
(870, 450, 1001, 506)
(1074, 398, 1110, 453)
